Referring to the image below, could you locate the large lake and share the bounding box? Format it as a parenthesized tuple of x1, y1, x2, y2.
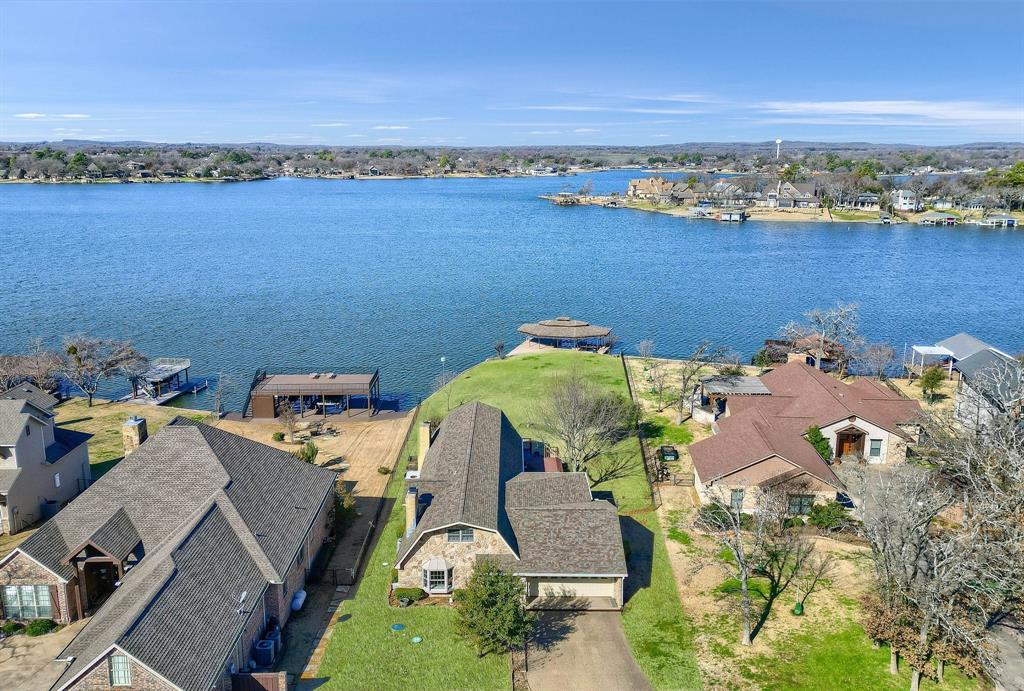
(2, 170, 1022, 410)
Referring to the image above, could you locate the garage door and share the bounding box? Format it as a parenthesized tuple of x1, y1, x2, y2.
(527, 577, 618, 599)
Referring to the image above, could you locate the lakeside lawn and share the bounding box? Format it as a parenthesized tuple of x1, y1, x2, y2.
(54, 397, 209, 478)
(318, 351, 701, 690)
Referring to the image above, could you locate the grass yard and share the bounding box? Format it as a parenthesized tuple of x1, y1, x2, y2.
(53, 397, 210, 478)
(318, 351, 701, 690)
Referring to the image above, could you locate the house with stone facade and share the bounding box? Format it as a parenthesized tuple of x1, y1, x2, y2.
(689, 361, 922, 514)
(0, 418, 335, 691)
(395, 402, 627, 609)
(1, 383, 91, 534)
(626, 176, 675, 203)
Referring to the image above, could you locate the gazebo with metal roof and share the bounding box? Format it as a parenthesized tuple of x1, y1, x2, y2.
(517, 316, 612, 351)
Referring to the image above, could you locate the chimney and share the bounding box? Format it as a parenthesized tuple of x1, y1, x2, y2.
(418, 421, 432, 466)
(122, 416, 148, 456)
(404, 487, 418, 537)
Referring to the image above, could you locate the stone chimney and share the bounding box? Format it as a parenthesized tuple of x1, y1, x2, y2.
(418, 421, 432, 467)
(404, 487, 418, 538)
(122, 416, 148, 456)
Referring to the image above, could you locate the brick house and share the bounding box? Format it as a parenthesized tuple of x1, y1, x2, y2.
(689, 361, 922, 513)
(395, 402, 627, 609)
(1, 383, 92, 534)
(0, 418, 335, 691)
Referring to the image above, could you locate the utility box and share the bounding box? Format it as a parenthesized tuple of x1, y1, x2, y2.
(123, 416, 148, 456)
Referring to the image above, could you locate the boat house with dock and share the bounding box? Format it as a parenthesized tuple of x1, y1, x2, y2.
(124, 358, 207, 405)
(245, 369, 381, 419)
(516, 316, 613, 353)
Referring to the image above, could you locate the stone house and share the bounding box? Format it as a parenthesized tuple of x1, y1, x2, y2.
(755, 180, 820, 208)
(0, 418, 335, 691)
(0, 384, 91, 534)
(690, 361, 922, 514)
(396, 402, 627, 609)
(626, 176, 675, 203)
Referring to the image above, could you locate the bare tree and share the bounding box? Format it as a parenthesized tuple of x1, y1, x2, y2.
(22, 340, 62, 393)
(493, 340, 506, 360)
(649, 360, 670, 411)
(277, 399, 298, 442)
(58, 335, 145, 406)
(534, 369, 632, 478)
(857, 342, 897, 379)
(695, 488, 809, 645)
(434, 370, 457, 412)
(637, 340, 655, 374)
(0, 355, 27, 391)
(794, 551, 837, 610)
(782, 302, 860, 371)
(673, 341, 722, 424)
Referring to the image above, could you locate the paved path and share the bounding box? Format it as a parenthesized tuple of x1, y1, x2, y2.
(991, 618, 1024, 691)
(0, 620, 87, 691)
(527, 611, 651, 691)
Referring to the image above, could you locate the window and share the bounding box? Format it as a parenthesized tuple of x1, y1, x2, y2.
(421, 567, 454, 593)
(788, 495, 815, 516)
(25, 425, 30, 437)
(869, 439, 882, 458)
(730, 489, 745, 511)
(109, 654, 132, 686)
(446, 527, 474, 543)
(54, 473, 61, 488)
(2, 585, 52, 619)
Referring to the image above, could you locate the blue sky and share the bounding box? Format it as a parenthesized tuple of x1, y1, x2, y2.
(1, 1, 1022, 146)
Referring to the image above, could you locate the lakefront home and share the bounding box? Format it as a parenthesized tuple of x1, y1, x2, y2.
(953, 347, 1023, 431)
(626, 176, 675, 203)
(0, 418, 335, 691)
(396, 402, 627, 609)
(689, 361, 922, 513)
(0, 383, 91, 534)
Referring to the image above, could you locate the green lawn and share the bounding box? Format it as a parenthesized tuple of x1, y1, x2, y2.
(830, 209, 879, 222)
(318, 351, 701, 690)
(741, 620, 981, 691)
(642, 415, 694, 449)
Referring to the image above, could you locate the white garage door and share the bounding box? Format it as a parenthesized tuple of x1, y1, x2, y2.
(528, 577, 618, 599)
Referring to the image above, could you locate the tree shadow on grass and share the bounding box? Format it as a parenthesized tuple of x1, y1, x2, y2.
(621, 515, 653, 603)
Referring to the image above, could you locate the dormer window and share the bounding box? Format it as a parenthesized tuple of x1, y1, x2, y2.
(446, 527, 474, 543)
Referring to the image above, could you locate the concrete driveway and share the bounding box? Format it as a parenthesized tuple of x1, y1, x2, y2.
(0, 620, 87, 691)
(527, 611, 651, 691)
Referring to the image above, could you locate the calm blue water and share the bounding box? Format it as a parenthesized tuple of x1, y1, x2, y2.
(2, 170, 1022, 410)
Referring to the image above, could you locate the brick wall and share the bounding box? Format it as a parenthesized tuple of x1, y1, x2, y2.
(67, 649, 175, 690)
(266, 490, 333, 628)
(0, 551, 74, 623)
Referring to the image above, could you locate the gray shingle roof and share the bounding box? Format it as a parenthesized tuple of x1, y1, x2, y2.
(0, 398, 50, 446)
(45, 427, 91, 463)
(53, 505, 268, 691)
(399, 404, 627, 578)
(0, 468, 22, 493)
(398, 403, 523, 563)
(17, 418, 334, 582)
(1, 383, 58, 411)
(701, 375, 772, 396)
(42, 419, 335, 691)
(938, 332, 994, 361)
(956, 349, 1023, 410)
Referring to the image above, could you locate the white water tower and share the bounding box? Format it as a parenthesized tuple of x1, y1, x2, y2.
(775, 138, 782, 160)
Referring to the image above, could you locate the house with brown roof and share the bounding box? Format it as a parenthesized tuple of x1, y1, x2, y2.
(626, 176, 675, 203)
(396, 402, 627, 609)
(0, 418, 335, 691)
(689, 361, 922, 514)
(0, 384, 91, 534)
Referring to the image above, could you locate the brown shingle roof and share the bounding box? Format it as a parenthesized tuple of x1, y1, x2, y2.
(518, 317, 611, 340)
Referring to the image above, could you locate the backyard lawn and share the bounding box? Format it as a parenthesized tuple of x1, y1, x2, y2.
(317, 351, 701, 690)
(54, 397, 209, 478)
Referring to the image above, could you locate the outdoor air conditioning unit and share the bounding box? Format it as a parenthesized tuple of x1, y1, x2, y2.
(254, 639, 274, 667)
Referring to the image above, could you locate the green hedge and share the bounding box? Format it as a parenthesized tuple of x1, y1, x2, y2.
(393, 587, 427, 602)
(24, 619, 57, 636)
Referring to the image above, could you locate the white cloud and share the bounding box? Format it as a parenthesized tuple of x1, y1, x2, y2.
(621, 93, 712, 103)
(651, 134, 672, 138)
(376, 137, 403, 142)
(573, 128, 599, 133)
(60, 113, 90, 119)
(311, 122, 351, 127)
(519, 105, 703, 115)
(14, 112, 47, 118)
(372, 125, 409, 130)
(756, 100, 1024, 129)
(528, 130, 561, 135)
(345, 134, 367, 138)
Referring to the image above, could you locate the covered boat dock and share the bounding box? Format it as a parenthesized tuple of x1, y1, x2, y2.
(515, 316, 613, 353)
(124, 358, 207, 405)
(246, 369, 381, 419)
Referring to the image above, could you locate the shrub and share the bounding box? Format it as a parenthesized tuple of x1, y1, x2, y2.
(667, 527, 692, 545)
(272, 432, 285, 442)
(377, 465, 391, 475)
(393, 587, 427, 602)
(24, 619, 57, 636)
(784, 516, 805, 529)
(808, 500, 850, 532)
(805, 425, 832, 460)
(1, 621, 24, 635)
(294, 440, 319, 464)
(454, 561, 537, 656)
(391, 568, 399, 584)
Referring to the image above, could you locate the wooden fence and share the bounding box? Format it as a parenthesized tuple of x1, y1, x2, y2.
(231, 671, 288, 691)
